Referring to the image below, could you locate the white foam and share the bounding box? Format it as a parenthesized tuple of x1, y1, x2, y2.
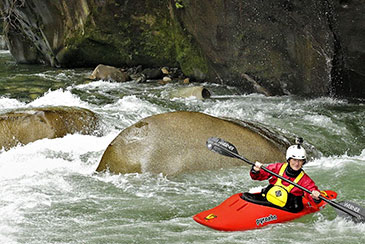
(307, 151, 365, 170)
(74, 80, 124, 90)
(0, 133, 114, 181)
(102, 95, 169, 124)
(248, 186, 265, 193)
(0, 132, 117, 242)
(315, 217, 365, 235)
(0, 97, 26, 110)
(302, 114, 346, 134)
(27, 88, 90, 108)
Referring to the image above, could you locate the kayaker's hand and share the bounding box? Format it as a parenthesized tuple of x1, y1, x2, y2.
(311, 190, 321, 200)
(254, 161, 262, 172)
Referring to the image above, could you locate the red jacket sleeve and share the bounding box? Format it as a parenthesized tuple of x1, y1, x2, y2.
(250, 163, 284, 181)
(296, 174, 320, 200)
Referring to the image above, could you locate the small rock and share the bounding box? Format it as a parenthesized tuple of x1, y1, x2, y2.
(183, 78, 190, 84)
(163, 76, 172, 83)
(89, 64, 130, 82)
(161, 67, 169, 75)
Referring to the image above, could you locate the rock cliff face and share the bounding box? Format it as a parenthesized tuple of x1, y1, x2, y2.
(0, 0, 186, 67)
(332, 0, 365, 98)
(0, 0, 363, 98)
(175, 0, 335, 96)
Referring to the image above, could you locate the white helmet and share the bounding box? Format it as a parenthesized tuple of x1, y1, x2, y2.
(286, 145, 307, 162)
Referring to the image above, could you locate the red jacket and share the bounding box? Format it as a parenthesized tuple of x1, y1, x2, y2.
(250, 162, 319, 199)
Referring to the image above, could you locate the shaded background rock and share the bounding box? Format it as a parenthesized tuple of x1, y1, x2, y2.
(0, 0, 363, 98)
(89, 64, 130, 82)
(0, 35, 7, 50)
(0, 106, 100, 150)
(96, 111, 289, 176)
(141, 68, 163, 80)
(173, 0, 335, 96)
(332, 0, 365, 98)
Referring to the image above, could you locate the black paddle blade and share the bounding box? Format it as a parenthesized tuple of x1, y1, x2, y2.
(206, 137, 239, 158)
(336, 201, 365, 223)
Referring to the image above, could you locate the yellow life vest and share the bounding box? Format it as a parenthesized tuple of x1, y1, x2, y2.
(266, 163, 305, 207)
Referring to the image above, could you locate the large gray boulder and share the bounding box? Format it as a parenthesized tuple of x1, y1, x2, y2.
(96, 111, 288, 176)
(0, 106, 100, 150)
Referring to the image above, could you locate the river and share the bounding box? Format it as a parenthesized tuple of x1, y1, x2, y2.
(0, 50, 364, 244)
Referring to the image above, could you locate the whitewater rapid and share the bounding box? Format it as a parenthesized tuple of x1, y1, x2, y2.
(0, 55, 364, 243)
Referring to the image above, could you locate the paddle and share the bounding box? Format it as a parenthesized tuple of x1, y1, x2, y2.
(206, 137, 365, 223)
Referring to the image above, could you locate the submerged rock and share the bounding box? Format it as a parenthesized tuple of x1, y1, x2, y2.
(96, 111, 288, 176)
(0, 106, 100, 150)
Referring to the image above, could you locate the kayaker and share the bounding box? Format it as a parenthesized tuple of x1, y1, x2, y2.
(250, 138, 321, 212)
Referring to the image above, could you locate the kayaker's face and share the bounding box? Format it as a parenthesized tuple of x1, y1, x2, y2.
(289, 158, 304, 171)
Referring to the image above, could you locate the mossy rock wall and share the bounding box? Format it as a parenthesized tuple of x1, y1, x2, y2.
(0, 0, 208, 77)
(0, 0, 364, 97)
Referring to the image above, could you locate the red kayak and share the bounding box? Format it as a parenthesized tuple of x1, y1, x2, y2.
(193, 190, 337, 231)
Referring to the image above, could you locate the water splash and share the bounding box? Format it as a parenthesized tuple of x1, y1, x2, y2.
(27, 88, 90, 108)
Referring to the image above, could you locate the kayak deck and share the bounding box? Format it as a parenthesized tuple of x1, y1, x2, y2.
(193, 190, 337, 231)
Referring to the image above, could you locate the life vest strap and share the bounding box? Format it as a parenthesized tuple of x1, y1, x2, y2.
(276, 163, 305, 193)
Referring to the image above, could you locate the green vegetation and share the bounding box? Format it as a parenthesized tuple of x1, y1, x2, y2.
(174, 0, 184, 9)
(60, 0, 208, 79)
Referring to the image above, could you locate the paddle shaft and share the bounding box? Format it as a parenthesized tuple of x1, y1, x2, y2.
(216, 142, 364, 220)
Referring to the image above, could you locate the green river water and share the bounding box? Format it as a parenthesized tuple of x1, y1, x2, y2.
(0, 50, 364, 244)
